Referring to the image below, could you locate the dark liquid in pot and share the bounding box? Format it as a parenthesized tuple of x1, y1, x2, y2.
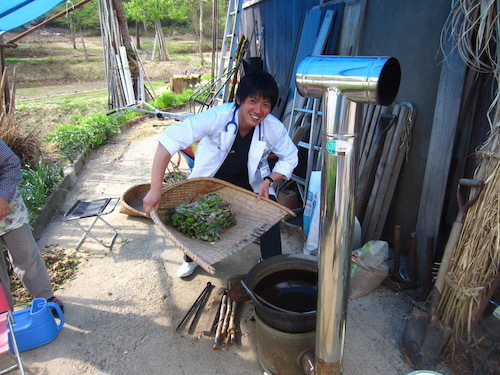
(254, 269, 317, 313)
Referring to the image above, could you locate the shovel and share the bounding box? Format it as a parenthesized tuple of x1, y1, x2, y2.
(401, 178, 484, 368)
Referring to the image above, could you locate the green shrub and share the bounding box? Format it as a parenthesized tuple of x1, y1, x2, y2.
(18, 161, 64, 222)
(48, 112, 128, 162)
(151, 89, 193, 110)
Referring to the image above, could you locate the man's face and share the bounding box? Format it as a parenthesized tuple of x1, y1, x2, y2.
(237, 95, 272, 128)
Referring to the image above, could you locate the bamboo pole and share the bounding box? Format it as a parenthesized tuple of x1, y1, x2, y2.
(359, 104, 375, 156)
(213, 293, 227, 349)
(358, 105, 381, 174)
(227, 300, 237, 345)
(0, 68, 6, 115)
(370, 104, 415, 239)
(9, 67, 16, 112)
(221, 295, 232, 339)
(362, 106, 398, 242)
(130, 39, 156, 99)
(370, 105, 411, 239)
(356, 105, 393, 220)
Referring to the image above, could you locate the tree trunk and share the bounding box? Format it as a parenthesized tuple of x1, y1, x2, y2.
(0, 37, 11, 114)
(111, 0, 139, 97)
(79, 26, 89, 61)
(111, 0, 133, 50)
(154, 20, 170, 61)
(69, 19, 77, 49)
(199, 0, 205, 66)
(136, 21, 141, 49)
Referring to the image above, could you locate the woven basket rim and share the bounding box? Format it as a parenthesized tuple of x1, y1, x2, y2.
(119, 183, 152, 218)
(150, 177, 295, 274)
(155, 177, 295, 213)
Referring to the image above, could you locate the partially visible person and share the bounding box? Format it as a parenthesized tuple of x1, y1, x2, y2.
(0, 139, 64, 312)
(144, 70, 298, 278)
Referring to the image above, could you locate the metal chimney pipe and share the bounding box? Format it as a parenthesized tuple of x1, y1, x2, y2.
(295, 56, 401, 374)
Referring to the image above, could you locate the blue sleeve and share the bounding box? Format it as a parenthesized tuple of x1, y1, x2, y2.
(0, 140, 22, 200)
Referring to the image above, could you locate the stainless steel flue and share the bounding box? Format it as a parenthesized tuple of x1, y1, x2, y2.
(295, 56, 401, 374)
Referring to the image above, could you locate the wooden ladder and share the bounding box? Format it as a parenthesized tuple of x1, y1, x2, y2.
(212, 0, 244, 105)
(287, 9, 336, 199)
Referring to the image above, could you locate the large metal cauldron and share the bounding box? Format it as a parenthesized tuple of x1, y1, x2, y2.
(244, 254, 318, 333)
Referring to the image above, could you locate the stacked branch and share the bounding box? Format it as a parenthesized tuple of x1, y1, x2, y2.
(152, 20, 170, 61)
(213, 291, 238, 349)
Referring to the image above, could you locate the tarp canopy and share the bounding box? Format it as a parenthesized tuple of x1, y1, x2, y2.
(0, 0, 65, 35)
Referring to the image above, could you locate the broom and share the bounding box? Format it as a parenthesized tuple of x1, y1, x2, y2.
(436, 1, 499, 357)
(436, 122, 499, 355)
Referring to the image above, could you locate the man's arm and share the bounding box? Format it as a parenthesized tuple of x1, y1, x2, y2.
(0, 140, 22, 220)
(143, 143, 172, 214)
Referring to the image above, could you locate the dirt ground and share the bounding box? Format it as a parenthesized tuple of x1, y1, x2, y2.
(0, 115, 441, 375)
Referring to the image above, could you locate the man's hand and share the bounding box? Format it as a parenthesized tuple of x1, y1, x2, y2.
(0, 198, 10, 221)
(258, 179, 271, 200)
(143, 188, 162, 214)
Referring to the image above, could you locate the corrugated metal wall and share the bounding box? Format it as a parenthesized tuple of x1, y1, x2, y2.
(240, 0, 321, 92)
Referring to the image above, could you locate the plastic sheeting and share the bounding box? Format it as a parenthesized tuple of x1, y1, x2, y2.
(0, 0, 65, 35)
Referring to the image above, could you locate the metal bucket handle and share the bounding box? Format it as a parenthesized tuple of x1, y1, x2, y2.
(240, 280, 315, 316)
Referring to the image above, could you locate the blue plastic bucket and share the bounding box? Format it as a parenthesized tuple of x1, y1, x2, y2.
(9, 298, 64, 352)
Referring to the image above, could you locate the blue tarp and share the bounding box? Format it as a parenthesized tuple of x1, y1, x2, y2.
(0, 0, 65, 35)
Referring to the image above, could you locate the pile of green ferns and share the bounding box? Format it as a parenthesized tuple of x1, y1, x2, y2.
(165, 193, 236, 242)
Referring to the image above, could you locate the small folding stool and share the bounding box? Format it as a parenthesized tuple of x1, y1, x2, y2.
(65, 197, 120, 250)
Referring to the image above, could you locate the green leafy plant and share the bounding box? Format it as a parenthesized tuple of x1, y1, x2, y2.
(48, 112, 129, 162)
(164, 193, 236, 242)
(151, 89, 193, 109)
(18, 161, 64, 221)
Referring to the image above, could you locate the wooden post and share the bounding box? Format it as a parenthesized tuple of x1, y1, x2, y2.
(0, 40, 10, 114)
(199, 0, 205, 66)
(415, 15, 467, 282)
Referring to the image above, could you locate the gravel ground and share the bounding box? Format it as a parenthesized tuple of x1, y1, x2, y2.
(2, 117, 426, 375)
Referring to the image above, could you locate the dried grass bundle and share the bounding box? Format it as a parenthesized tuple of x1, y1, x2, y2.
(437, 123, 499, 354)
(0, 68, 42, 166)
(441, 0, 499, 127)
(441, 0, 499, 74)
(0, 123, 42, 167)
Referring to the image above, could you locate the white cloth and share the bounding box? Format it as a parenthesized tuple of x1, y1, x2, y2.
(159, 102, 298, 195)
(0, 190, 29, 236)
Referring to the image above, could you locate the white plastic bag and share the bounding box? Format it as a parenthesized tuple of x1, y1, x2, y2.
(303, 171, 321, 238)
(303, 171, 321, 255)
(350, 240, 389, 299)
(303, 170, 363, 255)
(303, 194, 321, 255)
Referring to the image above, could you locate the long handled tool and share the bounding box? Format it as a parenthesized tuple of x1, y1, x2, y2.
(188, 283, 214, 334)
(401, 178, 484, 368)
(176, 282, 212, 332)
